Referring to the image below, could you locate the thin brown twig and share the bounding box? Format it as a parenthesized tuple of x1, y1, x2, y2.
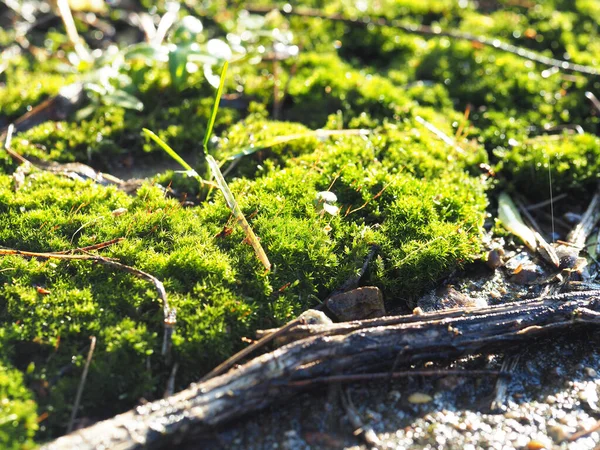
(245, 5, 600, 76)
(524, 193, 568, 211)
(0, 246, 175, 358)
(345, 182, 391, 217)
(67, 336, 96, 434)
(200, 317, 303, 381)
(56, 237, 125, 254)
(3, 124, 31, 165)
(569, 419, 600, 442)
(341, 388, 382, 449)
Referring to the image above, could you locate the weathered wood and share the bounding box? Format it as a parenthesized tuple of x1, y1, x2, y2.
(43, 290, 600, 450)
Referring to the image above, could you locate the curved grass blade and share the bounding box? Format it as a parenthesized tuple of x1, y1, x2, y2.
(203, 60, 229, 155)
(203, 62, 270, 271)
(142, 128, 217, 188)
(206, 155, 271, 271)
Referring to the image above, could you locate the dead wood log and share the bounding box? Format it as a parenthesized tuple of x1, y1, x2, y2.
(43, 290, 600, 450)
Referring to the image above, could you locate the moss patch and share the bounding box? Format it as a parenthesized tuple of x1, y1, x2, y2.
(1, 0, 600, 446)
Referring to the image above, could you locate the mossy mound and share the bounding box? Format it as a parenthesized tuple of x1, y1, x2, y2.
(495, 133, 600, 200)
(1, 0, 600, 447)
(0, 120, 487, 440)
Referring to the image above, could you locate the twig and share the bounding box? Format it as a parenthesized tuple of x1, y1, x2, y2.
(280, 369, 506, 388)
(67, 336, 96, 434)
(569, 418, 600, 442)
(245, 5, 600, 76)
(3, 124, 31, 166)
(0, 246, 175, 358)
(524, 193, 568, 211)
(165, 363, 179, 398)
(567, 183, 600, 249)
(345, 182, 390, 217)
(586, 92, 600, 114)
(57, 237, 125, 254)
(55, 0, 91, 62)
(514, 195, 545, 237)
(200, 318, 303, 382)
(341, 389, 382, 449)
(490, 354, 520, 412)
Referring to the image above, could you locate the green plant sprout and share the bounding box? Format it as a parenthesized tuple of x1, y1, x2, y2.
(143, 61, 271, 271)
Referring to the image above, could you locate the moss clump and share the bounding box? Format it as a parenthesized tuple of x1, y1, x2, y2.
(0, 60, 75, 120)
(4, 0, 600, 447)
(0, 111, 487, 439)
(0, 359, 37, 450)
(5, 64, 240, 170)
(495, 133, 600, 201)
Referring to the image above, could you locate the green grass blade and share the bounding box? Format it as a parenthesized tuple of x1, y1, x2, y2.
(203, 61, 228, 155)
(206, 155, 271, 271)
(142, 128, 195, 173)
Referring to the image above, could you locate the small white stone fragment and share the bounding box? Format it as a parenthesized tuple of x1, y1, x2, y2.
(408, 393, 433, 404)
(112, 207, 127, 216)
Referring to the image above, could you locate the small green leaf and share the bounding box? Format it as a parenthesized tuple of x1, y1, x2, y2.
(102, 90, 144, 111)
(168, 47, 189, 91)
(123, 43, 168, 63)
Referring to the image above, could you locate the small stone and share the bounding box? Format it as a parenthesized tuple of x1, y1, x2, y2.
(111, 207, 127, 216)
(486, 248, 504, 269)
(326, 286, 385, 321)
(585, 367, 598, 378)
(388, 390, 401, 401)
(408, 393, 433, 404)
(547, 424, 571, 443)
(526, 439, 549, 449)
(297, 309, 332, 326)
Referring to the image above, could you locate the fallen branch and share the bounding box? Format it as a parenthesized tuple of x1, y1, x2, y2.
(245, 5, 600, 76)
(43, 290, 600, 450)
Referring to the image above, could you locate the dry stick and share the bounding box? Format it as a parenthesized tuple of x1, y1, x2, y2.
(585, 92, 600, 114)
(67, 336, 96, 434)
(56, 237, 125, 254)
(43, 290, 600, 450)
(0, 247, 175, 358)
(245, 5, 600, 76)
(3, 124, 30, 165)
(514, 195, 545, 237)
(200, 317, 303, 382)
(280, 369, 505, 388)
(55, 0, 91, 62)
(164, 363, 179, 398)
(569, 419, 600, 442)
(566, 183, 600, 250)
(524, 193, 568, 211)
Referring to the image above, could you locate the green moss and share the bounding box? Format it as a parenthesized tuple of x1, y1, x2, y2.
(0, 113, 487, 438)
(495, 133, 600, 201)
(3, 1, 600, 447)
(0, 358, 37, 450)
(0, 61, 74, 119)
